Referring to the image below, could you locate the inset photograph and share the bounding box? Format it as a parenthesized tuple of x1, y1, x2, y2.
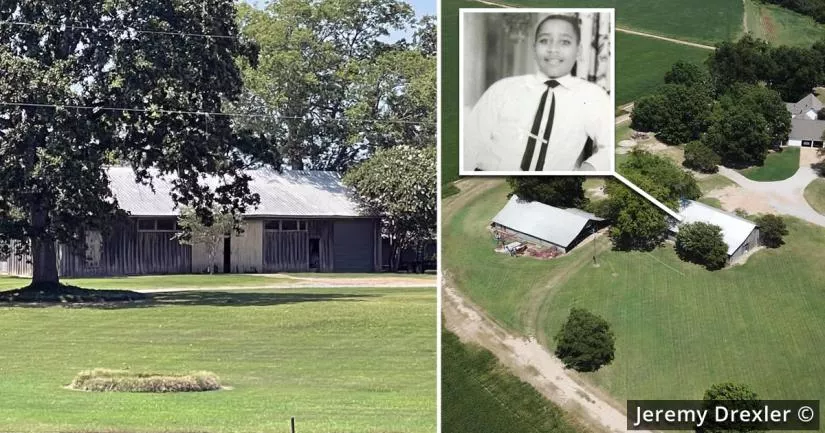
(459, 9, 614, 175)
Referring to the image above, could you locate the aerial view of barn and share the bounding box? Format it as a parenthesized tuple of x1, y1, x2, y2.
(3, 167, 382, 277)
(672, 199, 760, 263)
(490, 195, 605, 254)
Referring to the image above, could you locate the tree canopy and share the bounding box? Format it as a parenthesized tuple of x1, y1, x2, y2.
(0, 0, 267, 286)
(506, 177, 587, 208)
(699, 382, 761, 433)
(675, 221, 729, 270)
(755, 214, 788, 248)
(343, 145, 435, 271)
(234, 0, 435, 170)
(554, 308, 616, 372)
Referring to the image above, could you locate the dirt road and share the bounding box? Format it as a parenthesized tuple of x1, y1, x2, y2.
(444, 283, 648, 433)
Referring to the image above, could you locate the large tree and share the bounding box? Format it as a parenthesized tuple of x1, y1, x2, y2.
(554, 308, 616, 372)
(344, 145, 435, 271)
(234, 0, 434, 171)
(506, 176, 587, 208)
(0, 1, 269, 288)
(675, 222, 729, 270)
(704, 104, 773, 167)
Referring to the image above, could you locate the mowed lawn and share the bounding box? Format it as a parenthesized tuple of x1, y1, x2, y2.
(0, 286, 436, 433)
(442, 330, 589, 433)
(485, 0, 743, 44)
(446, 179, 825, 406)
(0, 274, 291, 290)
(541, 219, 825, 401)
(738, 147, 800, 181)
(744, 0, 825, 47)
(804, 177, 825, 215)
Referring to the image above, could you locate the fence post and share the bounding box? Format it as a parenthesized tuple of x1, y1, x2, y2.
(290, 417, 296, 433)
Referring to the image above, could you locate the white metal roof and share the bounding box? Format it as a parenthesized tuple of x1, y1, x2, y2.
(106, 166, 362, 217)
(675, 200, 757, 255)
(491, 195, 598, 248)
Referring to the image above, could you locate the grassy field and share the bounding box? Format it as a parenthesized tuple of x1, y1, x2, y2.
(442, 330, 589, 433)
(0, 286, 436, 433)
(0, 274, 292, 291)
(698, 174, 737, 194)
(445, 179, 825, 404)
(804, 178, 825, 215)
(738, 147, 800, 181)
(744, 0, 825, 47)
(494, 0, 743, 44)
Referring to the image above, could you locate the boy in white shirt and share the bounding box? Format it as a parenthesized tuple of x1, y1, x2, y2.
(463, 14, 611, 172)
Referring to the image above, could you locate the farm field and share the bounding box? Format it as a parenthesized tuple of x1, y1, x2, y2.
(738, 147, 800, 181)
(442, 330, 589, 433)
(477, 0, 742, 44)
(744, 0, 825, 47)
(444, 178, 825, 407)
(0, 285, 436, 433)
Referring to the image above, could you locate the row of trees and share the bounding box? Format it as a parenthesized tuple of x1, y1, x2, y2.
(632, 60, 791, 168)
(0, 0, 437, 286)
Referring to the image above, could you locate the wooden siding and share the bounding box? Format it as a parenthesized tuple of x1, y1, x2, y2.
(231, 220, 264, 273)
(5, 241, 32, 277)
(491, 223, 568, 253)
(730, 228, 760, 263)
(191, 238, 224, 273)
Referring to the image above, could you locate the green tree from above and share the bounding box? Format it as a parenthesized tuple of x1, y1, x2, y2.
(344, 145, 435, 271)
(554, 308, 616, 372)
(665, 61, 711, 87)
(755, 214, 788, 248)
(704, 105, 772, 167)
(506, 177, 587, 208)
(698, 382, 761, 433)
(683, 141, 721, 173)
(675, 222, 728, 270)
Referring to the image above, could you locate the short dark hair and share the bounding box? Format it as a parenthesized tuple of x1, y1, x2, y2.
(534, 14, 581, 43)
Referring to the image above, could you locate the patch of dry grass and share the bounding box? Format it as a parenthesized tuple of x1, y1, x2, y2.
(69, 369, 221, 393)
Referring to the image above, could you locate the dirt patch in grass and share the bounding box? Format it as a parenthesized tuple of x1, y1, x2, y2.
(761, 8, 777, 41)
(69, 368, 221, 392)
(0, 283, 146, 304)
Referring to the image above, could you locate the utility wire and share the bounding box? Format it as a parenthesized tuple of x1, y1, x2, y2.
(0, 19, 240, 40)
(0, 101, 435, 125)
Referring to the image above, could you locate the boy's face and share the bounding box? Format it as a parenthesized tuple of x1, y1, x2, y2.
(533, 18, 578, 78)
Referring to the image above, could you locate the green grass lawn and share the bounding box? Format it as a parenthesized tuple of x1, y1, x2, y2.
(283, 272, 436, 280)
(0, 274, 292, 291)
(446, 179, 825, 406)
(804, 177, 825, 215)
(442, 330, 590, 433)
(744, 0, 825, 47)
(502, 0, 743, 44)
(698, 174, 737, 194)
(697, 196, 723, 208)
(738, 147, 800, 181)
(0, 286, 436, 433)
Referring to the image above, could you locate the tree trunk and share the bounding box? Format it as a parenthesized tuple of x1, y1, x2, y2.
(31, 237, 59, 285)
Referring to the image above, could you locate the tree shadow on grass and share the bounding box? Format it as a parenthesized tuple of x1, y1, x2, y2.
(1, 290, 377, 309)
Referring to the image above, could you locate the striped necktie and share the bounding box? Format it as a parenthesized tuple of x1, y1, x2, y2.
(520, 79, 560, 171)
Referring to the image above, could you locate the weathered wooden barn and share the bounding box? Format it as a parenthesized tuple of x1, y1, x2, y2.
(490, 195, 605, 253)
(3, 167, 382, 277)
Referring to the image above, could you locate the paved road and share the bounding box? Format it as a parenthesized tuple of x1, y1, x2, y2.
(717, 162, 825, 227)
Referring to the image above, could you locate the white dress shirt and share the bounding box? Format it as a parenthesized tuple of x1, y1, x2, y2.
(463, 73, 612, 172)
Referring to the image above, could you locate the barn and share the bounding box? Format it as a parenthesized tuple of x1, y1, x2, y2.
(785, 93, 825, 147)
(490, 195, 605, 253)
(673, 200, 760, 263)
(3, 167, 382, 277)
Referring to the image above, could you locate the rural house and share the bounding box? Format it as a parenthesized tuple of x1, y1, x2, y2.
(490, 195, 605, 253)
(672, 200, 760, 263)
(2, 167, 382, 277)
(786, 93, 825, 147)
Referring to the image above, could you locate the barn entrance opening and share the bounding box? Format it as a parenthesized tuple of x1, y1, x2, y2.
(223, 236, 231, 273)
(309, 238, 320, 271)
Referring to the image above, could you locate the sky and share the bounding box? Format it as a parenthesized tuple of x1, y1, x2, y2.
(244, 0, 435, 40)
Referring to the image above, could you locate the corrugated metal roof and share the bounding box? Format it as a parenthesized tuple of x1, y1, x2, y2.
(790, 118, 825, 140)
(106, 166, 362, 217)
(675, 200, 757, 256)
(491, 195, 597, 248)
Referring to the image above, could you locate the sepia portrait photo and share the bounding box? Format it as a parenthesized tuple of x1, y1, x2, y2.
(459, 9, 615, 175)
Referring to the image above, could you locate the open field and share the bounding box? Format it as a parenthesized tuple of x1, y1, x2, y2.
(446, 179, 825, 405)
(488, 0, 742, 44)
(804, 177, 825, 215)
(0, 286, 436, 433)
(738, 147, 800, 181)
(744, 0, 825, 47)
(442, 330, 589, 433)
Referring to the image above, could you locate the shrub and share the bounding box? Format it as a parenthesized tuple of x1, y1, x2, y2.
(554, 308, 615, 372)
(70, 369, 221, 392)
(683, 141, 720, 173)
(675, 222, 728, 270)
(755, 214, 788, 248)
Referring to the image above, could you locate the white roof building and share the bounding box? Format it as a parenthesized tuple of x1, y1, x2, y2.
(674, 200, 759, 256)
(491, 195, 603, 251)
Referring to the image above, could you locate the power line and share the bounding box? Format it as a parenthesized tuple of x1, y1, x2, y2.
(0, 19, 239, 40)
(0, 101, 435, 125)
